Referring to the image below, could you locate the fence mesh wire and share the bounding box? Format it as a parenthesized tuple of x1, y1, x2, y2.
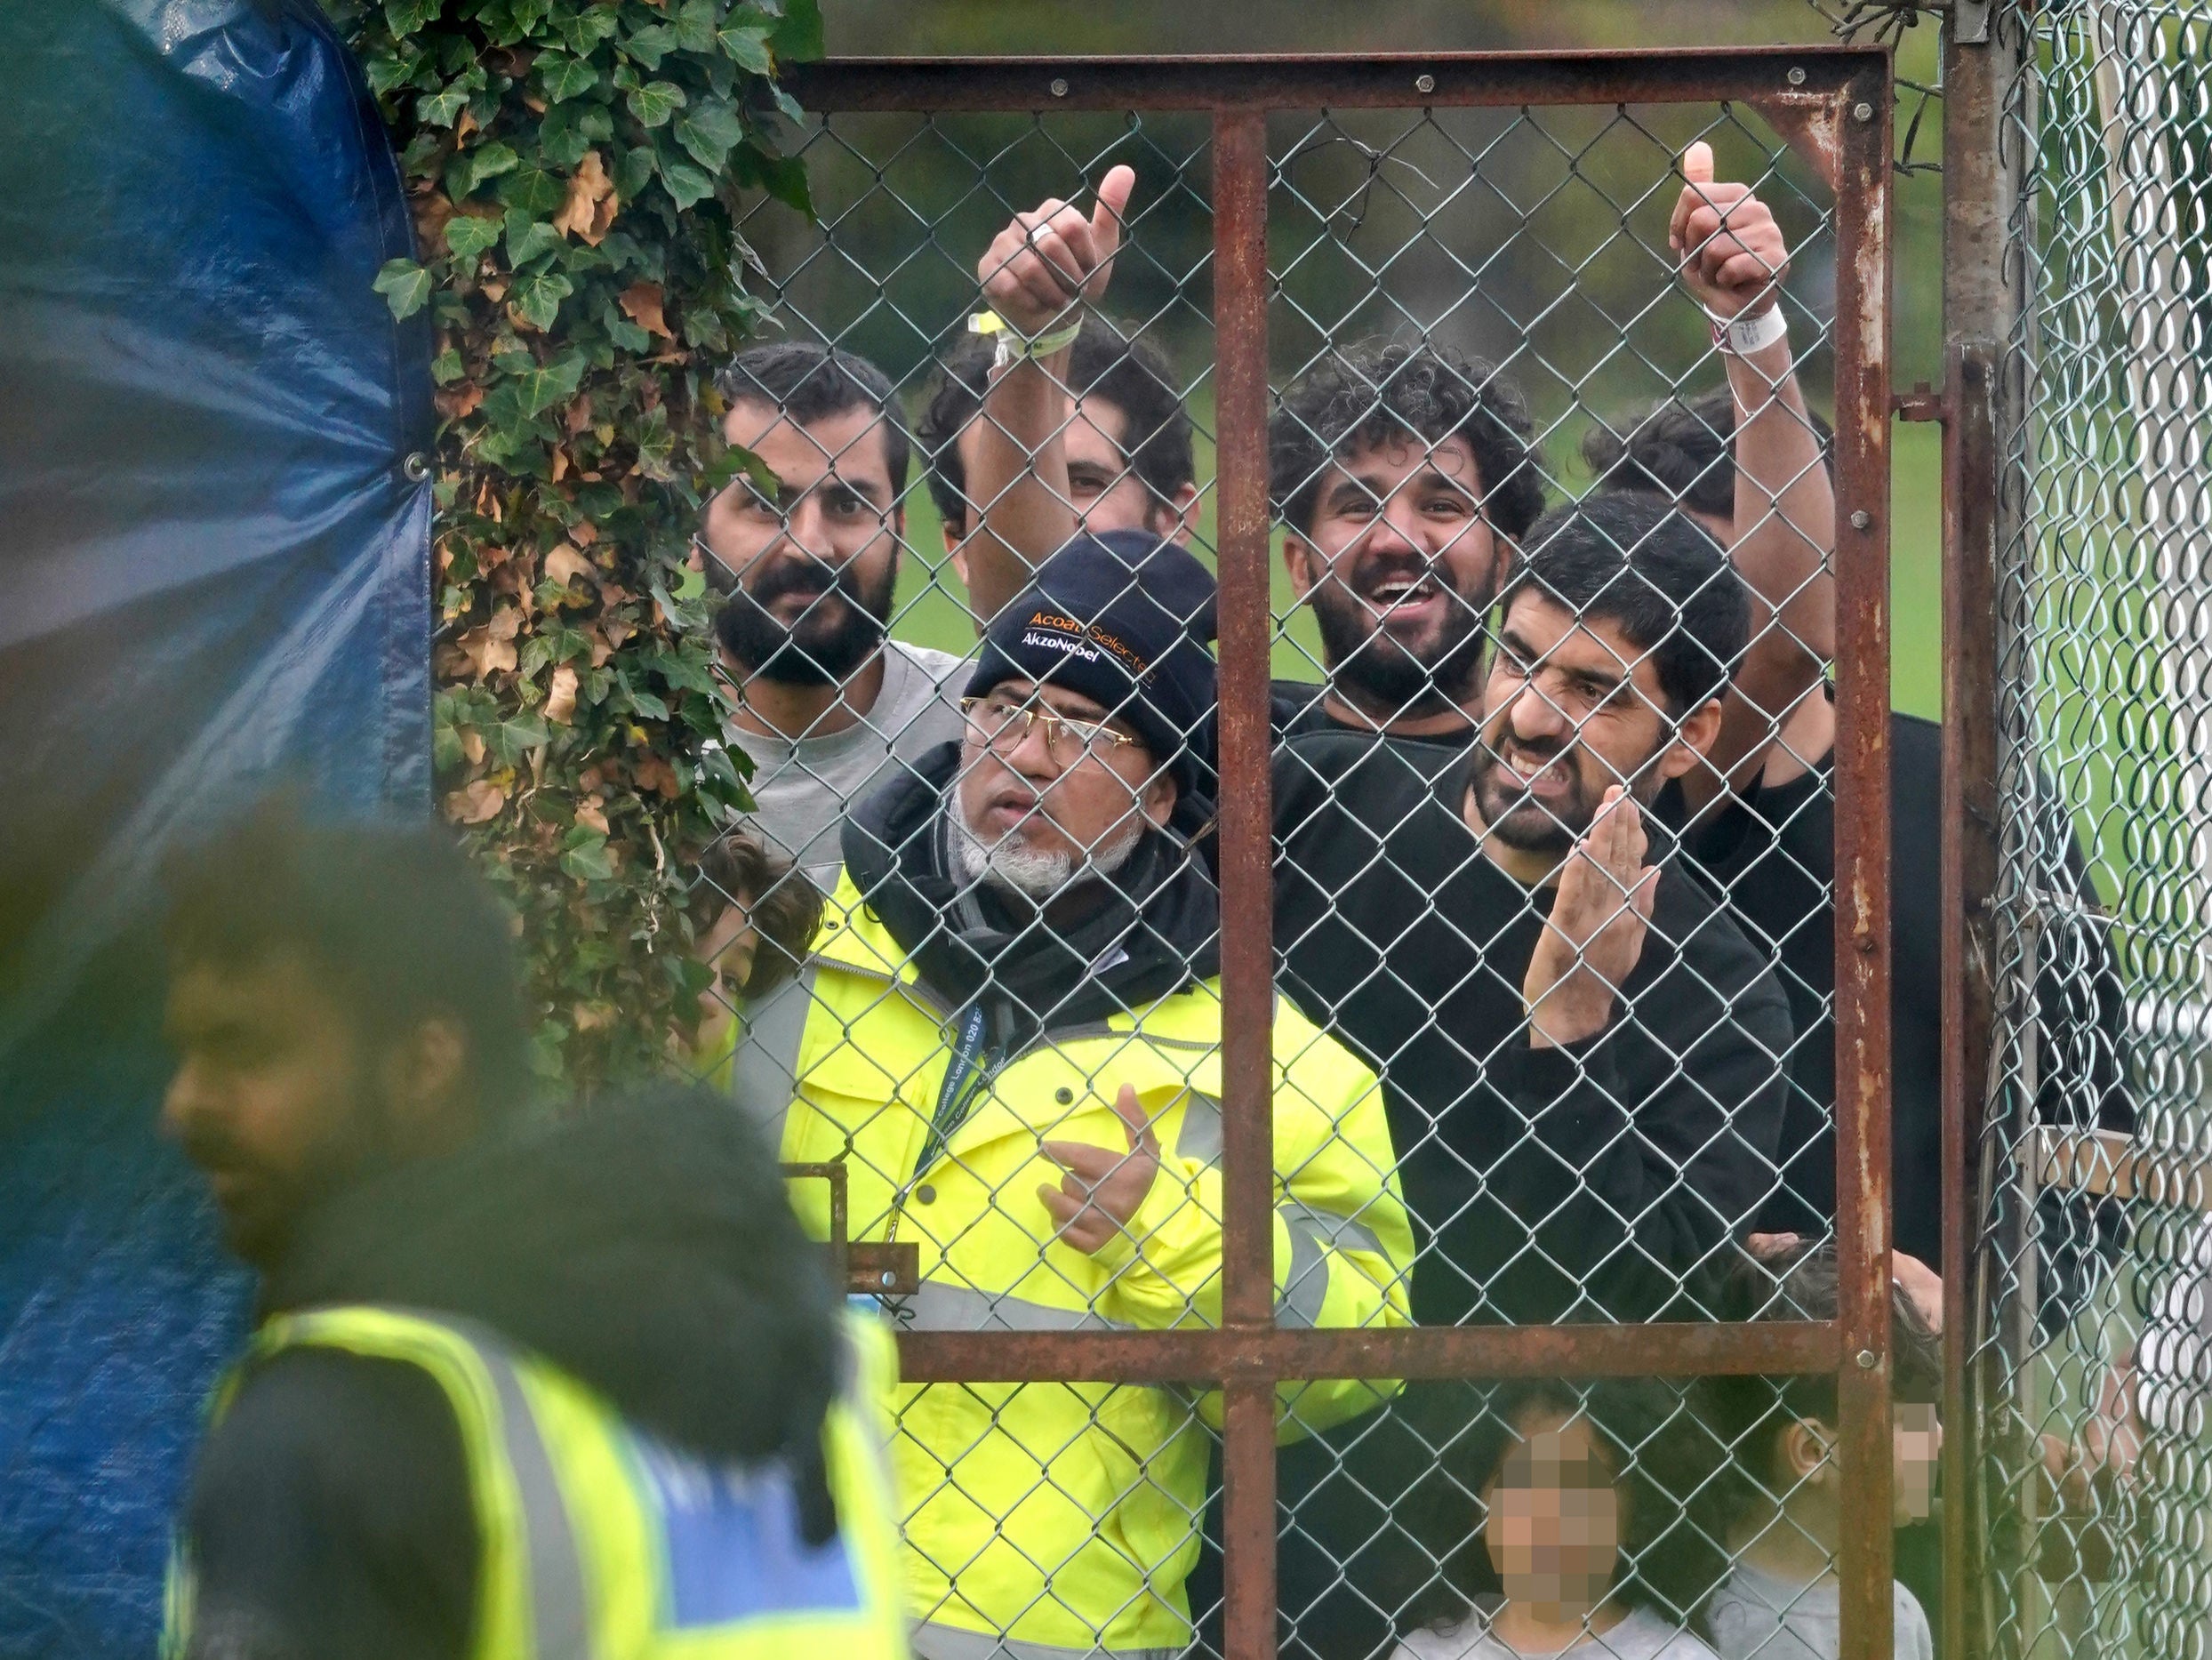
(681, 62, 1890, 1660)
(1973, 4, 2212, 1659)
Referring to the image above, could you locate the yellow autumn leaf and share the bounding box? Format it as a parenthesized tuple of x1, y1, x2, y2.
(545, 663, 581, 724)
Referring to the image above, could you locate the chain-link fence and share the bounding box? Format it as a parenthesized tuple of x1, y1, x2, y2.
(679, 48, 1899, 1660)
(1960, 3, 2212, 1658)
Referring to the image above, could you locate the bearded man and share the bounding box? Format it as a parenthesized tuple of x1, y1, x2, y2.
(702, 341, 966, 887)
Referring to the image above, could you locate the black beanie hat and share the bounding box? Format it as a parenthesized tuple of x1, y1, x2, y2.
(966, 530, 1219, 797)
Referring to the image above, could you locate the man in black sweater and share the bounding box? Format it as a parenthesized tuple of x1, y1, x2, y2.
(1270, 493, 1793, 1657)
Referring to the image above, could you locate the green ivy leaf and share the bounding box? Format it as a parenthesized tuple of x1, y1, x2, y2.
(383, 0, 442, 34)
(431, 346, 467, 384)
(481, 710, 551, 764)
(623, 22, 680, 69)
(449, 140, 519, 199)
(674, 0, 718, 52)
(658, 157, 717, 211)
(769, 0, 824, 63)
(605, 314, 653, 353)
(627, 80, 687, 129)
(558, 5, 622, 55)
(510, 350, 587, 417)
(504, 211, 562, 269)
(444, 214, 502, 263)
(373, 257, 434, 319)
(729, 145, 811, 216)
(673, 97, 747, 169)
(536, 52, 600, 103)
(613, 146, 658, 200)
(501, 166, 568, 219)
(559, 829, 616, 882)
(715, 21, 772, 74)
(418, 85, 469, 127)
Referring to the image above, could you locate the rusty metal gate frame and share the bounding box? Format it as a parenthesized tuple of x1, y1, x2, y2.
(781, 46, 1897, 1660)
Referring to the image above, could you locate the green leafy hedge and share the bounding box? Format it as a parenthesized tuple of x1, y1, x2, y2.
(333, 0, 821, 1089)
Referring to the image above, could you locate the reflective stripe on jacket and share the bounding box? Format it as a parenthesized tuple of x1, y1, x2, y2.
(164, 1305, 910, 1660)
(740, 873, 1414, 1656)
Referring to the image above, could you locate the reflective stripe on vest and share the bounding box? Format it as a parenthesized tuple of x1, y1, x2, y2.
(910, 1618, 1176, 1660)
(168, 1305, 910, 1660)
(446, 1314, 592, 1659)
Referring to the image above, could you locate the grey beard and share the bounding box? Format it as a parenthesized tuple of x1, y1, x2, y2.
(950, 810, 1146, 901)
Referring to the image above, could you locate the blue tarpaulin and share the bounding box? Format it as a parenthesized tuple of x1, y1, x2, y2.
(0, 2, 430, 1651)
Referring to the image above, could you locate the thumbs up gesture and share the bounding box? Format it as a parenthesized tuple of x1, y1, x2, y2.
(1669, 141, 1790, 321)
(978, 164, 1137, 341)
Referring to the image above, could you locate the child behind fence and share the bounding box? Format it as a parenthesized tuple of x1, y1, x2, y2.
(1699, 1242, 1943, 1660)
(1394, 1376, 1731, 1659)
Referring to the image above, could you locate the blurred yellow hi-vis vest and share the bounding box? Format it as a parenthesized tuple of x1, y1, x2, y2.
(163, 1305, 910, 1660)
(741, 873, 1415, 1659)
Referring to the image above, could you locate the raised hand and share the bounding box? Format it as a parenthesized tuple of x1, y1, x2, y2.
(1522, 786, 1659, 1049)
(1669, 140, 1790, 321)
(1038, 1081, 1162, 1255)
(978, 164, 1137, 340)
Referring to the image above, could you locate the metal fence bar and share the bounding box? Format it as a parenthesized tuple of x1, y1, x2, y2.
(1941, 15, 2020, 1658)
(893, 1319, 1843, 1383)
(1214, 100, 1279, 1660)
(1829, 50, 1897, 1660)
(784, 47, 1883, 114)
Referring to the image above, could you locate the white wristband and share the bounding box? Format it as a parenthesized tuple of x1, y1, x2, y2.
(974, 309, 1082, 369)
(1707, 303, 1789, 357)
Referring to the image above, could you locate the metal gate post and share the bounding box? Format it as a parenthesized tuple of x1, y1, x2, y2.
(1941, 12, 2025, 1658)
(1832, 53, 1898, 1660)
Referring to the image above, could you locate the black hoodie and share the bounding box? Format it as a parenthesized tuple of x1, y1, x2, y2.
(175, 1085, 843, 1660)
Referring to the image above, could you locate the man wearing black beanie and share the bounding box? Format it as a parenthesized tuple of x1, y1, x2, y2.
(738, 530, 1414, 1660)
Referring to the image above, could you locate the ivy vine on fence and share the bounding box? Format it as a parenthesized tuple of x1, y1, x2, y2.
(333, 0, 821, 1089)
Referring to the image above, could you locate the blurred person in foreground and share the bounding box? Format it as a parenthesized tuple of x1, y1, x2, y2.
(739, 532, 1413, 1659)
(701, 341, 966, 890)
(158, 805, 907, 1660)
(955, 166, 1548, 765)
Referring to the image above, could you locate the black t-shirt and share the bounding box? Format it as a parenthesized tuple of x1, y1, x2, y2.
(1659, 710, 2134, 1270)
(177, 1349, 475, 1660)
(1269, 677, 1473, 779)
(1271, 733, 1794, 1326)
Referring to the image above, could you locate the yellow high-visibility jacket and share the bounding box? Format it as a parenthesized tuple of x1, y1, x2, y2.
(163, 1305, 910, 1660)
(737, 874, 1414, 1659)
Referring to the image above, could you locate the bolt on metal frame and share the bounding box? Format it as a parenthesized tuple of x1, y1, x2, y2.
(720, 46, 1902, 1660)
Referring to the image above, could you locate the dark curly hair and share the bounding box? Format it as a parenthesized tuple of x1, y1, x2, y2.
(1699, 1239, 1944, 1509)
(1412, 1376, 1734, 1628)
(690, 833, 822, 998)
(1505, 493, 1751, 715)
(916, 317, 1194, 532)
(1583, 386, 1835, 523)
(1269, 341, 1548, 541)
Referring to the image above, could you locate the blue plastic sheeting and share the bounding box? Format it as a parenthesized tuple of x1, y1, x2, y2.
(0, 2, 431, 1652)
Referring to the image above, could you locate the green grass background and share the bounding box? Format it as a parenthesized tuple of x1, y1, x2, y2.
(887, 416, 1945, 719)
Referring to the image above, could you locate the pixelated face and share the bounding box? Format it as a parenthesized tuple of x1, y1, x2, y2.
(948, 395, 1174, 549)
(1287, 432, 1502, 710)
(1469, 590, 1692, 855)
(162, 950, 389, 1265)
(1482, 1413, 1623, 1624)
(705, 399, 903, 686)
(956, 677, 1172, 886)
(1894, 1403, 1941, 1524)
